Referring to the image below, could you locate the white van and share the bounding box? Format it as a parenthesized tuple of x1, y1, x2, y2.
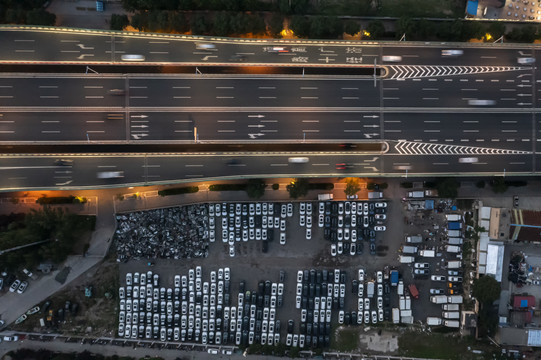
(121, 54, 145, 62)
(468, 99, 495, 106)
(288, 157, 309, 163)
(97, 171, 124, 179)
(399, 255, 415, 264)
(196, 43, 216, 50)
(382, 55, 402, 62)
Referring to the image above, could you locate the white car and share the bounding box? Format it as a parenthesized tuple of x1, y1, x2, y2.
(319, 202, 325, 214)
(376, 271, 383, 283)
(306, 228, 312, 240)
(357, 284, 364, 297)
(358, 298, 364, 312)
(338, 310, 345, 324)
(306, 215, 312, 228)
(358, 269, 365, 282)
(280, 232, 286, 245)
(414, 263, 430, 269)
(430, 288, 444, 294)
(382, 55, 402, 62)
(375, 214, 386, 220)
(300, 202, 306, 215)
(374, 226, 386, 231)
(375, 202, 387, 208)
(306, 203, 312, 215)
(299, 215, 305, 227)
(330, 244, 337, 256)
(371, 310, 378, 324)
(297, 271, 303, 283)
(442, 49, 463, 57)
(431, 275, 446, 282)
(287, 203, 293, 217)
(280, 219, 286, 231)
(318, 214, 324, 227)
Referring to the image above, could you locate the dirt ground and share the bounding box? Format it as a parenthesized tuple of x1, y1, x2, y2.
(48, 0, 128, 29)
(11, 258, 119, 337)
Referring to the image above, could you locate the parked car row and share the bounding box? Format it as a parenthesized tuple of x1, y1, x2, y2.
(319, 201, 387, 257)
(211, 202, 293, 256)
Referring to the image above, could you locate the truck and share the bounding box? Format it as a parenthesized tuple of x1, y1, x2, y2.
(442, 311, 460, 319)
(425, 189, 439, 197)
(448, 222, 462, 230)
(392, 308, 400, 324)
(400, 309, 412, 317)
(390, 270, 399, 286)
(447, 230, 461, 237)
(445, 245, 462, 253)
(442, 304, 460, 311)
(318, 193, 333, 201)
(405, 295, 411, 309)
(430, 295, 448, 304)
(419, 250, 435, 258)
(408, 284, 419, 299)
(444, 320, 460, 328)
(402, 246, 418, 254)
(447, 261, 462, 269)
(448, 237, 463, 245)
(399, 255, 415, 264)
(399, 296, 406, 310)
(397, 280, 404, 295)
(405, 235, 423, 244)
(446, 214, 462, 221)
(447, 295, 463, 304)
(368, 191, 383, 199)
(407, 191, 424, 198)
(426, 317, 442, 326)
(367, 281, 375, 298)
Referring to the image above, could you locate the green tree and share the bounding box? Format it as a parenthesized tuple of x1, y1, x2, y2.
(268, 12, 284, 38)
(245, 179, 267, 199)
(487, 21, 506, 40)
(491, 176, 508, 193)
(190, 13, 208, 35)
(25, 9, 56, 26)
(473, 275, 501, 304)
(435, 177, 460, 198)
(343, 20, 359, 36)
(286, 178, 309, 199)
(213, 11, 231, 36)
(366, 20, 385, 39)
(110, 14, 129, 30)
(344, 178, 360, 197)
(289, 15, 310, 37)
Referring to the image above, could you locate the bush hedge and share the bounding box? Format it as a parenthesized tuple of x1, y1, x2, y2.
(158, 186, 199, 196)
(209, 184, 247, 191)
(36, 196, 87, 205)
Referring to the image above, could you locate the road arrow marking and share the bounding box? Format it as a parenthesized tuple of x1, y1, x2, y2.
(248, 133, 265, 139)
(77, 54, 94, 59)
(366, 157, 379, 162)
(202, 55, 218, 61)
(77, 44, 94, 50)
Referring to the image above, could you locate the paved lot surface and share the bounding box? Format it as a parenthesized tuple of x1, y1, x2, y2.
(48, 0, 127, 29)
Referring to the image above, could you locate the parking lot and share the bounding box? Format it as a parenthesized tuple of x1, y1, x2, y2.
(115, 196, 468, 349)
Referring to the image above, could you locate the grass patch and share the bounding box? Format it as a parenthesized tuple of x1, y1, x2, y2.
(398, 332, 467, 360)
(332, 326, 359, 352)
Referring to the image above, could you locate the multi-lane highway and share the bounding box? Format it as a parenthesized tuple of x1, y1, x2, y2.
(0, 27, 540, 190)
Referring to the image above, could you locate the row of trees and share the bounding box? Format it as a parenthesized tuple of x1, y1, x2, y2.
(0, 0, 55, 26)
(0, 208, 95, 271)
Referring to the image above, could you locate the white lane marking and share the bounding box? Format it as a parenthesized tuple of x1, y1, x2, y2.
(86, 121, 104, 123)
(259, 96, 277, 99)
(173, 86, 191, 89)
(384, 129, 401, 132)
(344, 120, 360, 123)
(385, 120, 401, 123)
(342, 97, 359, 100)
(270, 164, 288, 166)
(185, 164, 204, 167)
(129, 86, 147, 89)
(463, 130, 479, 133)
(261, 120, 277, 123)
(0, 120, 14, 123)
(422, 88, 438, 91)
(0, 85, 13, 88)
(501, 130, 517, 133)
(0, 96, 14, 98)
(301, 97, 318, 99)
(300, 87, 318, 90)
(522, 138, 530, 141)
(424, 130, 440, 133)
(173, 96, 191, 99)
(87, 130, 105, 133)
(216, 87, 234, 89)
(302, 120, 319, 123)
(258, 86, 276, 89)
(341, 87, 359, 90)
(174, 120, 192, 123)
(84, 86, 103, 89)
(39, 86, 58, 89)
(383, 97, 399, 100)
(85, 96, 104, 99)
(312, 163, 330, 166)
(216, 96, 234, 99)
(476, 139, 484, 142)
(41, 130, 60, 133)
(0, 130, 15, 133)
(217, 130, 235, 133)
(491, 139, 500, 141)
(217, 120, 235, 123)
(174, 130, 191, 133)
(424, 120, 440, 123)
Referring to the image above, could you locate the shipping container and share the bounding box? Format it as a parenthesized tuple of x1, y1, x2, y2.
(447, 230, 461, 237)
(419, 250, 435, 258)
(392, 308, 400, 324)
(318, 194, 333, 200)
(368, 192, 383, 199)
(448, 222, 463, 230)
(407, 191, 424, 198)
(399, 255, 415, 264)
(405, 295, 411, 310)
(390, 270, 399, 286)
(430, 295, 448, 304)
(405, 235, 423, 243)
(442, 311, 460, 319)
(448, 237, 463, 245)
(426, 317, 442, 326)
(447, 295, 463, 304)
(397, 280, 404, 295)
(445, 245, 462, 253)
(447, 261, 462, 269)
(399, 296, 406, 310)
(444, 320, 460, 328)
(446, 214, 462, 221)
(442, 304, 460, 311)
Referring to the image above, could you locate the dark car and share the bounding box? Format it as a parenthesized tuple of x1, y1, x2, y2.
(370, 243, 376, 255)
(287, 319, 294, 333)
